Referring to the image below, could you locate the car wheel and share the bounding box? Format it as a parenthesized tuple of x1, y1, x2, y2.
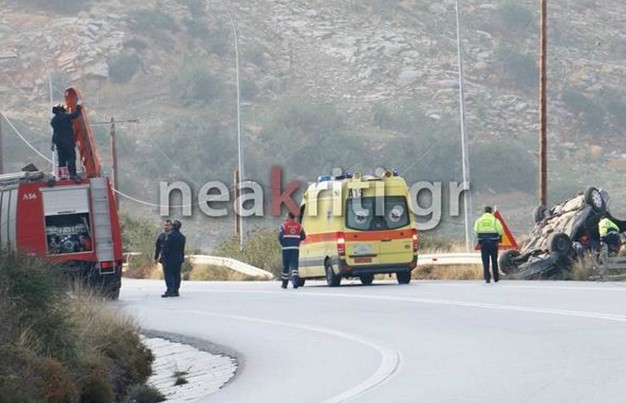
(533, 205, 548, 223)
(584, 187, 606, 213)
(360, 274, 374, 285)
(396, 271, 411, 284)
(549, 233, 575, 259)
(499, 250, 521, 274)
(325, 260, 341, 287)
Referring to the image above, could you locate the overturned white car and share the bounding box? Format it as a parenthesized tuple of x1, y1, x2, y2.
(499, 187, 626, 279)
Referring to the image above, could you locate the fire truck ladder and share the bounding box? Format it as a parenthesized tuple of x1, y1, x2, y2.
(64, 87, 102, 178)
(90, 177, 114, 268)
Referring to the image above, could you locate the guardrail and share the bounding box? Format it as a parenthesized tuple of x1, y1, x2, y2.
(189, 255, 274, 280)
(419, 253, 482, 266)
(123, 253, 275, 280)
(125, 252, 483, 279)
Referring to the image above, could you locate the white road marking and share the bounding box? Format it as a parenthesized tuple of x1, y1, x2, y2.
(141, 307, 401, 403)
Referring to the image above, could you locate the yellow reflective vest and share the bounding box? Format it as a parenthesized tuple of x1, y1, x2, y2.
(598, 217, 619, 237)
(473, 213, 504, 241)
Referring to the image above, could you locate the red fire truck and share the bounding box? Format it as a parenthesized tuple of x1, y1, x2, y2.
(0, 88, 123, 298)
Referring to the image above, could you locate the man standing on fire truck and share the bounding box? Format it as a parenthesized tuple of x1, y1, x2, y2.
(51, 102, 82, 179)
(278, 212, 306, 289)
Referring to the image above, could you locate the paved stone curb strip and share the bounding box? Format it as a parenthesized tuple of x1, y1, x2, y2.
(142, 337, 237, 402)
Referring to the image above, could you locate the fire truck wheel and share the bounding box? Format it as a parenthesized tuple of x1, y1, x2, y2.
(396, 271, 411, 284)
(325, 260, 341, 287)
(359, 274, 374, 285)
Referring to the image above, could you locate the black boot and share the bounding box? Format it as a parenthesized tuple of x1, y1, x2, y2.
(281, 280, 288, 289)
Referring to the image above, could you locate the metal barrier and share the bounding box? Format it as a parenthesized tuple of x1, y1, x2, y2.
(419, 253, 482, 266)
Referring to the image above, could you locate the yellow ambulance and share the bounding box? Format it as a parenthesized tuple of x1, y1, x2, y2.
(296, 170, 418, 287)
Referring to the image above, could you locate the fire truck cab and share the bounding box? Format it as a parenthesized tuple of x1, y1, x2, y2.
(0, 88, 123, 298)
(297, 170, 419, 287)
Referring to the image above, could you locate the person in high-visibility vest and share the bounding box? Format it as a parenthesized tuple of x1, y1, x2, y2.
(474, 206, 504, 283)
(598, 214, 621, 255)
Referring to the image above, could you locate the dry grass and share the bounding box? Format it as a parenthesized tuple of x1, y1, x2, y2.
(0, 253, 154, 402)
(190, 264, 260, 281)
(412, 264, 483, 280)
(569, 253, 602, 280)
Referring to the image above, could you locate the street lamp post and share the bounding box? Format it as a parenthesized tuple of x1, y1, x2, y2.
(454, 0, 473, 252)
(222, 0, 245, 251)
(539, 0, 548, 207)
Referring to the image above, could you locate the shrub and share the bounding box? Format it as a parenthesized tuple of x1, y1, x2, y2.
(241, 79, 259, 101)
(184, 17, 210, 39)
(495, 46, 538, 93)
(120, 212, 160, 278)
(561, 87, 607, 134)
(124, 39, 149, 51)
(122, 384, 166, 403)
(214, 228, 282, 277)
(0, 253, 155, 401)
(180, 0, 206, 17)
(204, 27, 230, 56)
(169, 62, 223, 105)
(66, 291, 154, 400)
(470, 141, 536, 193)
(108, 54, 142, 84)
(128, 10, 178, 36)
(495, 2, 536, 37)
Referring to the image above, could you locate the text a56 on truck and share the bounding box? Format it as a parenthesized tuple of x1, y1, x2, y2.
(297, 170, 419, 287)
(0, 88, 123, 299)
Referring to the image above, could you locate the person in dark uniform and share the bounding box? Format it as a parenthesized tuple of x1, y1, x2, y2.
(154, 219, 172, 263)
(278, 212, 306, 289)
(474, 206, 504, 284)
(50, 103, 82, 179)
(160, 220, 186, 297)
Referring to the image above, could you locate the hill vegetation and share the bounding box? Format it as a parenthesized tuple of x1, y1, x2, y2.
(1, 0, 626, 247)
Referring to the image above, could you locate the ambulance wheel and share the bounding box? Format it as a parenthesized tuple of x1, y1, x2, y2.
(360, 274, 374, 285)
(325, 260, 341, 287)
(396, 271, 411, 284)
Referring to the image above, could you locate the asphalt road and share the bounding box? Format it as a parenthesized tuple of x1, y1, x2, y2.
(120, 278, 626, 403)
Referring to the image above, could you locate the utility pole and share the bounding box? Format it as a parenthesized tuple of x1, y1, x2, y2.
(539, 0, 548, 206)
(92, 118, 139, 211)
(0, 112, 4, 175)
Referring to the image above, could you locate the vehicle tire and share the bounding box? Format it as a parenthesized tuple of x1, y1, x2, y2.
(396, 271, 411, 284)
(533, 205, 548, 223)
(360, 274, 374, 285)
(499, 250, 521, 274)
(325, 260, 341, 287)
(584, 187, 606, 213)
(549, 233, 575, 259)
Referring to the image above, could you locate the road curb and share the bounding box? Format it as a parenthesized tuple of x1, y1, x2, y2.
(141, 330, 241, 401)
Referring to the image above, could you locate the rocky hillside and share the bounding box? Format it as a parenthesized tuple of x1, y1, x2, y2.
(1, 0, 626, 247)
